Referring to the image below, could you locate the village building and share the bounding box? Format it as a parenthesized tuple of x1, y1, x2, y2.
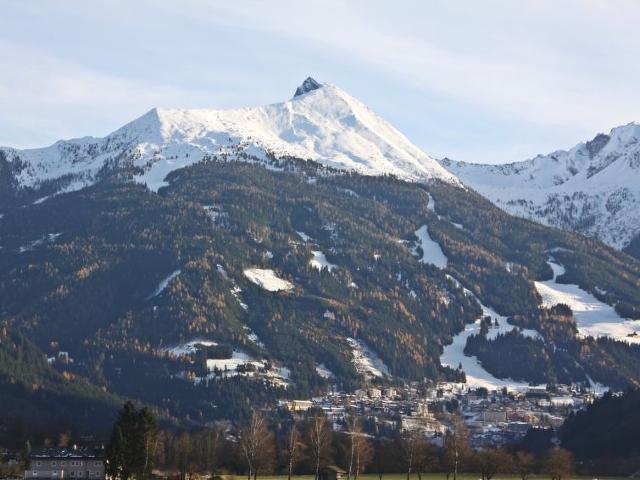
(280, 399, 313, 412)
(24, 447, 105, 480)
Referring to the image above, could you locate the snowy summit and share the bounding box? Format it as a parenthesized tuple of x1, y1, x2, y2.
(1, 77, 459, 194)
(440, 123, 640, 250)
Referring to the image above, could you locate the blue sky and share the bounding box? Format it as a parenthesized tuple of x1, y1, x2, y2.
(2, 0, 639, 164)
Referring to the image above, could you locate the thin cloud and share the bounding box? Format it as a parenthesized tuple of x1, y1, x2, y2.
(0, 41, 249, 147)
(1, 0, 639, 163)
(192, 0, 639, 130)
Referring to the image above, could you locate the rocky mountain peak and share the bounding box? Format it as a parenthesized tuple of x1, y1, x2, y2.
(293, 77, 322, 97)
(585, 133, 610, 158)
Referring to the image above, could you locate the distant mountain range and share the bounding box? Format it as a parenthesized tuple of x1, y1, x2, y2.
(3, 78, 637, 257)
(439, 123, 640, 254)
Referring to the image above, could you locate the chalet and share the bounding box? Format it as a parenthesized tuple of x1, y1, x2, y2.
(24, 447, 104, 480)
(319, 466, 346, 480)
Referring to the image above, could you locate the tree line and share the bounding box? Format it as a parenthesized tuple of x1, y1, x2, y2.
(105, 403, 576, 480)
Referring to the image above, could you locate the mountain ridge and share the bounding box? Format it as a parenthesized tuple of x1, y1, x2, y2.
(439, 122, 640, 251)
(0, 78, 459, 197)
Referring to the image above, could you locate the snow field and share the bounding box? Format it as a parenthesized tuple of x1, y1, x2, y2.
(243, 268, 294, 292)
(534, 260, 640, 343)
(413, 224, 448, 269)
(346, 337, 390, 379)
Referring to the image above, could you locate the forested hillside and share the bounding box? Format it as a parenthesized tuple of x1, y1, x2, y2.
(1, 155, 640, 435)
(561, 388, 640, 474)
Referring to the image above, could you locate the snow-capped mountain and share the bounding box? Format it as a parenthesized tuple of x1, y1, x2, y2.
(0, 77, 458, 194)
(440, 123, 640, 250)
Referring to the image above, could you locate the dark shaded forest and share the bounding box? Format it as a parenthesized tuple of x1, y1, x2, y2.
(561, 388, 640, 474)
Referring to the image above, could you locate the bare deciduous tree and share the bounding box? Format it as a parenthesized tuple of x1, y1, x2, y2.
(307, 413, 331, 480)
(475, 448, 513, 480)
(543, 447, 575, 480)
(239, 410, 275, 480)
(173, 432, 193, 480)
(355, 438, 373, 479)
(402, 430, 418, 480)
(443, 415, 471, 480)
(351, 421, 372, 480)
(414, 437, 437, 480)
(346, 417, 359, 480)
(286, 421, 305, 480)
(514, 451, 536, 480)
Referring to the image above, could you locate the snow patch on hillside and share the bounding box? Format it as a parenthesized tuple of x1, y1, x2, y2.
(309, 250, 337, 271)
(244, 268, 294, 292)
(534, 260, 640, 343)
(231, 285, 249, 310)
(347, 337, 390, 378)
(166, 339, 288, 386)
(316, 363, 334, 379)
(441, 274, 544, 390)
(216, 264, 229, 279)
(216, 263, 250, 310)
(17, 232, 62, 253)
(442, 325, 532, 391)
(149, 269, 181, 298)
(33, 195, 52, 205)
(206, 350, 257, 373)
(205, 350, 290, 386)
(165, 339, 217, 357)
(296, 231, 312, 242)
(337, 187, 359, 197)
(204, 205, 227, 224)
(426, 193, 436, 212)
(413, 225, 448, 268)
(244, 326, 265, 348)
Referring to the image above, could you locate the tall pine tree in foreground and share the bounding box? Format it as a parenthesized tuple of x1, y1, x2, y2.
(107, 401, 158, 480)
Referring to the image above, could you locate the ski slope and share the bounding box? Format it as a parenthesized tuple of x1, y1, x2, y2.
(535, 260, 640, 343)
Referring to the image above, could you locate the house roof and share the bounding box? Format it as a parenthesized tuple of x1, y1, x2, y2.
(324, 465, 347, 473)
(29, 447, 104, 460)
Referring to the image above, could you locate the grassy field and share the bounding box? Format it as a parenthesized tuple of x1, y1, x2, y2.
(221, 475, 623, 480)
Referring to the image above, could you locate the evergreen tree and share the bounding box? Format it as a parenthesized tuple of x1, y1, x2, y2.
(107, 401, 158, 480)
